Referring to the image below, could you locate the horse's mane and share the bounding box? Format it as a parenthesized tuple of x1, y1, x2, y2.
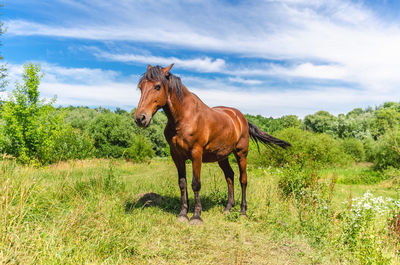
(139, 66, 183, 100)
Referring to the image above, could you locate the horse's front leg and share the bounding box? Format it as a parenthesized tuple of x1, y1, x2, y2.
(171, 151, 189, 222)
(190, 146, 203, 225)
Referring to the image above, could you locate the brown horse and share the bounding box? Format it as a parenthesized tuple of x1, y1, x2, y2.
(135, 64, 290, 225)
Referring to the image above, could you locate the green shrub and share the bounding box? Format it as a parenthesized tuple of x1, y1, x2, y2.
(64, 106, 100, 130)
(303, 110, 337, 134)
(372, 128, 400, 170)
(277, 157, 320, 198)
(87, 112, 135, 158)
(48, 126, 95, 162)
(362, 136, 376, 162)
(249, 127, 352, 168)
(340, 138, 365, 162)
(124, 135, 154, 162)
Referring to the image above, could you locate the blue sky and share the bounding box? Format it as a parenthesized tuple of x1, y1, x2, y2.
(2, 0, 400, 117)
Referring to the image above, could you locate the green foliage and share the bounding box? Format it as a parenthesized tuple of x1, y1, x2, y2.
(371, 104, 400, 138)
(303, 110, 338, 134)
(63, 106, 100, 130)
(87, 112, 135, 158)
(48, 126, 95, 162)
(339, 191, 399, 264)
(114, 107, 128, 115)
(245, 114, 301, 133)
(249, 127, 351, 168)
(277, 157, 321, 198)
(336, 112, 374, 139)
(372, 128, 400, 170)
(124, 134, 155, 162)
(0, 118, 7, 154)
(1, 63, 65, 164)
(337, 168, 384, 185)
(340, 138, 365, 162)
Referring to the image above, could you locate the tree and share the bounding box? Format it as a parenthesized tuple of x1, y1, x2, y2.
(303, 110, 338, 134)
(371, 106, 400, 138)
(1, 63, 64, 164)
(87, 112, 135, 158)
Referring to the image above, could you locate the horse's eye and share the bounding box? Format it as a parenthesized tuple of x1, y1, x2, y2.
(155, 85, 161, 91)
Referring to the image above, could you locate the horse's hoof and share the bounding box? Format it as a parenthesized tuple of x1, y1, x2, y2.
(240, 211, 248, 217)
(224, 208, 232, 214)
(177, 214, 189, 223)
(189, 216, 203, 225)
(224, 205, 233, 213)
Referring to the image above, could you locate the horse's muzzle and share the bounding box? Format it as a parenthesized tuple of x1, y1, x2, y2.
(135, 113, 150, 127)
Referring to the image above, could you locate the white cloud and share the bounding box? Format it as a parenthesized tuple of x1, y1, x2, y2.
(268, 63, 348, 80)
(93, 49, 225, 73)
(227, 77, 263, 85)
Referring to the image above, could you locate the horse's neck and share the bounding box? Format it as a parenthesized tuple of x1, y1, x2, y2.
(163, 85, 202, 125)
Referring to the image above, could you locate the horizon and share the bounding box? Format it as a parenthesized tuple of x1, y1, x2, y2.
(3, 0, 400, 118)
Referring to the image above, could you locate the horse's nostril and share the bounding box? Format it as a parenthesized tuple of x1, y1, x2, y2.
(135, 114, 147, 126)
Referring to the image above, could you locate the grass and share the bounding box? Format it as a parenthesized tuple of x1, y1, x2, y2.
(320, 163, 400, 206)
(1, 158, 399, 264)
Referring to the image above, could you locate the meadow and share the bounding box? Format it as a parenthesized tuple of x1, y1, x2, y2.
(1, 158, 399, 264)
(1, 62, 400, 265)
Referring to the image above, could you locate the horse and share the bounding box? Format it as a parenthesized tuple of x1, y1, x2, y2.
(134, 64, 290, 225)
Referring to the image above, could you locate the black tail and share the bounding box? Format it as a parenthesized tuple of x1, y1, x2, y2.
(248, 121, 291, 149)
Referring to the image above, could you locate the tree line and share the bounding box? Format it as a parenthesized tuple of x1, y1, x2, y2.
(0, 63, 399, 170)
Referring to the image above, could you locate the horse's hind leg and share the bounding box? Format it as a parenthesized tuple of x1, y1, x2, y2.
(190, 146, 203, 225)
(234, 148, 248, 216)
(218, 158, 235, 212)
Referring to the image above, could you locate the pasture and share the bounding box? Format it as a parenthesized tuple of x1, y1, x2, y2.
(1, 158, 399, 264)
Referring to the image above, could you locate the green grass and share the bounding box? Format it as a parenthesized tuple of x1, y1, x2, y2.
(320, 163, 400, 206)
(1, 158, 399, 264)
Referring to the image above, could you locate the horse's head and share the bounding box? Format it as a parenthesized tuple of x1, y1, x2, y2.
(135, 64, 174, 127)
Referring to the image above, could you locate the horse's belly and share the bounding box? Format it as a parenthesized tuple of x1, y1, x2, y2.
(202, 146, 233, 162)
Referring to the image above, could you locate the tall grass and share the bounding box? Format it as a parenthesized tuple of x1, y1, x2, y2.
(0, 158, 399, 264)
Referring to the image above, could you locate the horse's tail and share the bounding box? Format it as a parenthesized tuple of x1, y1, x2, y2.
(248, 121, 291, 149)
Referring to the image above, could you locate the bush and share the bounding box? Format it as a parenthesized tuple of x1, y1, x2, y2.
(277, 157, 320, 198)
(48, 126, 95, 163)
(64, 106, 100, 130)
(362, 136, 376, 162)
(124, 135, 154, 162)
(372, 128, 400, 170)
(303, 110, 337, 134)
(249, 127, 352, 168)
(340, 138, 365, 162)
(87, 112, 135, 158)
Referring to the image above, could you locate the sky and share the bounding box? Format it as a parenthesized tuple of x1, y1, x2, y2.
(2, 0, 400, 117)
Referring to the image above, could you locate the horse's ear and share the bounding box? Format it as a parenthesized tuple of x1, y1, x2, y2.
(161, 63, 174, 75)
(147, 64, 152, 71)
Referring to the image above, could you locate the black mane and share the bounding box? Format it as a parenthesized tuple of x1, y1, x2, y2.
(139, 65, 183, 100)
